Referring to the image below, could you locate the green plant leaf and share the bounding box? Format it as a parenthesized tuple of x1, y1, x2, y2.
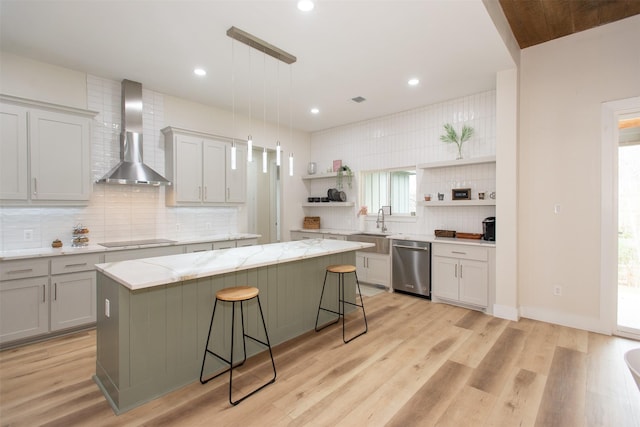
(460, 125, 474, 142)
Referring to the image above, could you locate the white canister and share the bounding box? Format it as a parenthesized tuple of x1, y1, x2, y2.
(307, 162, 317, 175)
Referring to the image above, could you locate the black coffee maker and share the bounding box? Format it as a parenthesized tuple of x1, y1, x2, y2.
(483, 217, 496, 241)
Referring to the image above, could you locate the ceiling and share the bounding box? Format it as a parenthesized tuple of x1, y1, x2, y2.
(1, 0, 518, 133)
(500, 0, 640, 49)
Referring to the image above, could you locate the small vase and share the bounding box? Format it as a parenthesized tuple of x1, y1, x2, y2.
(456, 145, 463, 160)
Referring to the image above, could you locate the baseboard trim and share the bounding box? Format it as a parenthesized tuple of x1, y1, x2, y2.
(493, 304, 519, 321)
(520, 305, 611, 335)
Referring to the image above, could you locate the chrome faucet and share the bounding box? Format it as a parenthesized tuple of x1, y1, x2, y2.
(376, 208, 387, 232)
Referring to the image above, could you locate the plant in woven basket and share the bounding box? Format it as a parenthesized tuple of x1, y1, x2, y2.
(440, 123, 474, 160)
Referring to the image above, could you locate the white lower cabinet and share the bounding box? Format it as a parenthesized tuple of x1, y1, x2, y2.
(0, 276, 49, 344)
(50, 254, 100, 331)
(432, 243, 490, 309)
(355, 252, 390, 287)
(50, 271, 96, 331)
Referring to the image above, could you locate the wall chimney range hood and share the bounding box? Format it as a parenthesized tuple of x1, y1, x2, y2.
(97, 79, 171, 186)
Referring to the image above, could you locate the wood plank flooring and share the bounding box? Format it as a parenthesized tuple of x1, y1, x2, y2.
(1, 291, 639, 426)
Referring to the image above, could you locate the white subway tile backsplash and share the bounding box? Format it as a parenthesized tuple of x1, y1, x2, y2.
(0, 75, 238, 251)
(308, 90, 497, 236)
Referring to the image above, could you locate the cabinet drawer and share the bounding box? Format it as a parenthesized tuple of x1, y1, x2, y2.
(236, 238, 258, 247)
(323, 234, 347, 241)
(0, 259, 49, 281)
(51, 253, 101, 275)
(213, 241, 236, 250)
(432, 243, 488, 262)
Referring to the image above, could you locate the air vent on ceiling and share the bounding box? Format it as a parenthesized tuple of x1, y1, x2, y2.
(351, 96, 366, 103)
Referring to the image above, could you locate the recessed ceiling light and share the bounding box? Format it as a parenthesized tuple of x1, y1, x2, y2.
(297, 0, 314, 12)
(194, 68, 206, 76)
(408, 78, 419, 86)
(310, 108, 319, 114)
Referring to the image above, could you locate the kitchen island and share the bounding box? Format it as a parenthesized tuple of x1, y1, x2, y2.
(93, 238, 373, 414)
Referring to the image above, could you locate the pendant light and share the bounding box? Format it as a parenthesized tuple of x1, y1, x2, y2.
(262, 50, 268, 174)
(263, 147, 268, 173)
(289, 153, 294, 177)
(231, 38, 237, 170)
(247, 47, 253, 162)
(275, 61, 281, 167)
(288, 62, 294, 177)
(231, 140, 237, 170)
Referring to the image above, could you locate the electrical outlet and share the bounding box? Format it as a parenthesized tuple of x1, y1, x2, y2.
(176, 223, 181, 231)
(105, 299, 110, 318)
(553, 286, 562, 296)
(205, 222, 212, 230)
(554, 204, 561, 214)
(24, 229, 33, 241)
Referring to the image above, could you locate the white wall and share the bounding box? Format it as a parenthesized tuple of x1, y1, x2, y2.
(0, 53, 310, 250)
(308, 91, 497, 235)
(518, 15, 640, 333)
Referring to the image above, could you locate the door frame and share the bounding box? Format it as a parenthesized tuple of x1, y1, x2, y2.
(601, 96, 640, 338)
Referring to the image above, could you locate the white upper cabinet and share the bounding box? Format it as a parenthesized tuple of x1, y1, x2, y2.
(0, 96, 94, 205)
(163, 127, 246, 206)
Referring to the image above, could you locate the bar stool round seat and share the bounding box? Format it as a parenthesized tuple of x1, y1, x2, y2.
(200, 285, 276, 406)
(315, 264, 368, 343)
(216, 286, 259, 301)
(326, 264, 357, 274)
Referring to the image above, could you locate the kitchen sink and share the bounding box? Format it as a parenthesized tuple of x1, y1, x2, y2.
(347, 233, 391, 254)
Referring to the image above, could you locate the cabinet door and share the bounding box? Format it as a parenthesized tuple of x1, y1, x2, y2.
(202, 140, 226, 202)
(0, 277, 49, 343)
(363, 254, 390, 287)
(355, 253, 368, 282)
(0, 103, 28, 200)
(432, 256, 459, 301)
(459, 259, 488, 307)
(225, 144, 246, 202)
(175, 134, 204, 202)
(29, 110, 91, 201)
(50, 271, 96, 331)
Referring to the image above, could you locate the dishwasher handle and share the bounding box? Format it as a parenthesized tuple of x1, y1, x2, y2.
(393, 244, 429, 251)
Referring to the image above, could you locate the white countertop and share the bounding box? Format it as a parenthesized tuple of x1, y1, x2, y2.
(95, 238, 374, 290)
(0, 233, 260, 261)
(290, 228, 496, 247)
(290, 228, 360, 236)
(388, 233, 496, 247)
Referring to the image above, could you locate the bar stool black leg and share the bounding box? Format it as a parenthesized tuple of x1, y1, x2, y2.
(315, 269, 340, 331)
(342, 271, 368, 344)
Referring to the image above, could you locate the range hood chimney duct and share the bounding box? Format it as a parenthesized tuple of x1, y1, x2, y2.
(97, 79, 171, 186)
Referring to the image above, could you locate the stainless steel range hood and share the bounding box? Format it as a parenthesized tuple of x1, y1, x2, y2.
(97, 79, 171, 186)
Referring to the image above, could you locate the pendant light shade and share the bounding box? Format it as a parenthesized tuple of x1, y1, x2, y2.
(262, 147, 268, 173)
(276, 141, 281, 166)
(289, 153, 294, 177)
(231, 141, 237, 170)
(247, 135, 253, 162)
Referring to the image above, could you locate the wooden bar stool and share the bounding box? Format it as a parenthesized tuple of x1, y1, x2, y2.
(314, 264, 368, 343)
(199, 286, 276, 405)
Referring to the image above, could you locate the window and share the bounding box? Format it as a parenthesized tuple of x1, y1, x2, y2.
(361, 168, 416, 215)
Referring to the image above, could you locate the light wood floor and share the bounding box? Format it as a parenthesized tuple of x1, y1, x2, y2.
(1, 291, 639, 426)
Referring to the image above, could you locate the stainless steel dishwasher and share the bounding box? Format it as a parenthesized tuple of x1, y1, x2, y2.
(392, 239, 431, 298)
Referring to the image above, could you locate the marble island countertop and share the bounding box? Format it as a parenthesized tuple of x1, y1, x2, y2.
(0, 233, 260, 261)
(95, 238, 374, 290)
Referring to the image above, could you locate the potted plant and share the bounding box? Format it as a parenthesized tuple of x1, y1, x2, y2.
(440, 123, 474, 160)
(336, 165, 353, 189)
